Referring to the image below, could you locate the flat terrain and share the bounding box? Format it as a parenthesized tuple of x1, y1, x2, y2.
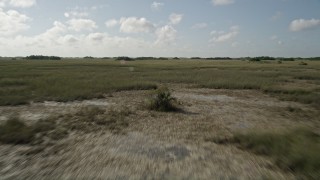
(0, 60, 319, 179)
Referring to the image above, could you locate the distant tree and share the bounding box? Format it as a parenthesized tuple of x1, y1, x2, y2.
(205, 57, 232, 60)
(135, 57, 156, 60)
(26, 55, 61, 60)
(83, 56, 95, 59)
(115, 56, 134, 61)
(277, 57, 295, 61)
(158, 57, 169, 60)
(252, 56, 276, 61)
(250, 57, 261, 62)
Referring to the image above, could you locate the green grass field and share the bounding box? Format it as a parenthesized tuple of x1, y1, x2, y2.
(0, 59, 319, 107)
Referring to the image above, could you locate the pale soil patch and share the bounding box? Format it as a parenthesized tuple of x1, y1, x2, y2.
(0, 85, 319, 179)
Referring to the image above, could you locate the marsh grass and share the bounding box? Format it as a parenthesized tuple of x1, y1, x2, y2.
(0, 117, 56, 144)
(0, 60, 319, 107)
(0, 117, 34, 144)
(0, 106, 132, 145)
(63, 106, 130, 133)
(233, 128, 320, 179)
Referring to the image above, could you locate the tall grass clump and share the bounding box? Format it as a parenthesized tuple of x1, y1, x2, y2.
(0, 117, 34, 144)
(0, 117, 57, 145)
(147, 87, 179, 112)
(233, 128, 320, 179)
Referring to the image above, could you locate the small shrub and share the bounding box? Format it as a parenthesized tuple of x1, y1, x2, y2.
(299, 62, 308, 66)
(147, 87, 179, 112)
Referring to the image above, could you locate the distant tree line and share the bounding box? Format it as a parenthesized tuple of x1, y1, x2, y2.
(115, 56, 134, 61)
(83, 56, 95, 59)
(190, 57, 232, 60)
(21, 55, 320, 61)
(26, 55, 61, 60)
(205, 57, 232, 60)
(305, 57, 320, 61)
(247, 56, 300, 62)
(134, 57, 170, 60)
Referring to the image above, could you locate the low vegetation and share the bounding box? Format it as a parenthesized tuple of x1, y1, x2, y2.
(232, 128, 320, 179)
(0, 60, 319, 107)
(0, 106, 131, 145)
(147, 87, 179, 112)
(0, 118, 34, 144)
(62, 106, 130, 133)
(0, 117, 56, 144)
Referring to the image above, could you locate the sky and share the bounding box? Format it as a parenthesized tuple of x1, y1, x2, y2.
(0, 0, 319, 58)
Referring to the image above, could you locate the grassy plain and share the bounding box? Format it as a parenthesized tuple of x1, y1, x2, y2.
(0, 59, 319, 107)
(0, 59, 319, 178)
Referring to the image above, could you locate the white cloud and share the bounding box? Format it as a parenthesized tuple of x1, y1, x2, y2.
(151, 2, 164, 10)
(64, 11, 89, 18)
(155, 25, 177, 45)
(210, 26, 239, 43)
(0, 29, 157, 57)
(289, 18, 320, 32)
(61, 34, 78, 44)
(119, 17, 155, 33)
(212, 0, 234, 6)
(105, 19, 118, 28)
(67, 18, 98, 32)
(210, 30, 224, 35)
(39, 21, 67, 43)
(0, 8, 31, 36)
(191, 23, 208, 29)
(0, 1, 6, 7)
(9, 0, 36, 8)
(169, 13, 183, 25)
(87, 32, 107, 42)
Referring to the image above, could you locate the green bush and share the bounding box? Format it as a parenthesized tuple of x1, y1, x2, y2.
(147, 87, 179, 112)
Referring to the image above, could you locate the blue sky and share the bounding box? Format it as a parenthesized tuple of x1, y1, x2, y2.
(0, 0, 319, 57)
